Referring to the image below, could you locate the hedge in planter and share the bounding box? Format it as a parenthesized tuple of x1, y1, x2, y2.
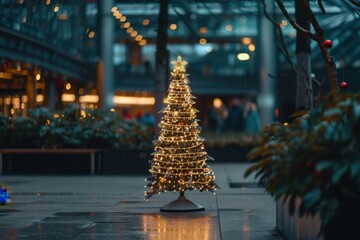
(245, 93, 360, 238)
(0, 106, 153, 150)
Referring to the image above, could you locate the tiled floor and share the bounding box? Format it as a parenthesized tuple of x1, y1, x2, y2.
(0, 164, 281, 240)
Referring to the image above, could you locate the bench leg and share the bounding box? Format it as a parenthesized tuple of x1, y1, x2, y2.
(97, 153, 101, 173)
(90, 153, 95, 175)
(0, 153, 3, 175)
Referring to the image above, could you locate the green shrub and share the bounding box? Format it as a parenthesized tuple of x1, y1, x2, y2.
(245, 93, 360, 228)
(0, 105, 154, 150)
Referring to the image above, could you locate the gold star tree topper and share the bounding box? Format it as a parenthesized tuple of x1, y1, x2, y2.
(171, 56, 187, 73)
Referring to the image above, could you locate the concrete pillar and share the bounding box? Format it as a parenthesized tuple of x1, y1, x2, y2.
(97, 0, 114, 109)
(258, 0, 276, 126)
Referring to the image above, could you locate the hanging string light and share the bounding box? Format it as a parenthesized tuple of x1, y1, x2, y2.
(111, 6, 147, 45)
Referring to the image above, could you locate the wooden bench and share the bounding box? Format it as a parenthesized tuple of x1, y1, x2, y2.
(0, 149, 102, 175)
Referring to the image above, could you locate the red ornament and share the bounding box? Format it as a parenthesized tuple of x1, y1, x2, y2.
(274, 108, 279, 118)
(340, 81, 348, 89)
(178, 121, 184, 126)
(323, 39, 332, 49)
(314, 170, 322, 178)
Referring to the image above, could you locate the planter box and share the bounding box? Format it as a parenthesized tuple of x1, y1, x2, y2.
(206, 145, 251, 162)
(323, 196, 360, 240)
(0, 149, 101, 175)
(277, 195, 360, 240)
(101, 149, 151, 174)
(276, 196, 322, 240)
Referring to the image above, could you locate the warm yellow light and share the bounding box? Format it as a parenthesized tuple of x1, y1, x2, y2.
(58, 14, 69, 21)
(139, 39, 147, 46)
(213, 98, 222, 108)
(130, 31, 138, 37)
(142, 19, 150, 26)
(80, 109, 86, 118)
(199, 27, 208, 34)
(78, 88, 84, 95)
(248, 44, 255, 52)
(242, 37, 252, 45)
(35, 73, 41, 81)
(4, 97, 11, 105)
(171, 56, 187, 73)
(126, 27, 133, 34)
(110, 108, 115, 112)
(113, 96, 155, 105)
(225, 25, 233, 31)
(123, 22, 130, 28)
(237, 53, 250, 61)
(199, 38, 207, 44)
(115, 12, 122, 19)
(280, 20, 288, 28)
(65, 83, 71, 90)
(111, 6, 117, 12)
(79, 95, 99, 103)
(0, 72, 13, 79)
(120, 16, 126, 22)
(284, 122, 288, 126)
(61, 94, 75, 102)
(46, 0, 51, 5)
(135, 35, 143, 41)
(36, 94, 44, 103)
(21, 95, 28, 103)
(54, 5, 59, 13)
(170, 23, 177, 30)
(88, 31, 95, 38)
(16, 65, 21, 72)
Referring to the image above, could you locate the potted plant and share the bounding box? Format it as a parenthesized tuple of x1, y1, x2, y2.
(245, 93, 360, 239)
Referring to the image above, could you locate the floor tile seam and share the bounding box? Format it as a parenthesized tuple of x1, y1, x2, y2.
(70, 221, 95, 240)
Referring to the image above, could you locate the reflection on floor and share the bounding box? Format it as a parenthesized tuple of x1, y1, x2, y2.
(0, 164, 280, 240)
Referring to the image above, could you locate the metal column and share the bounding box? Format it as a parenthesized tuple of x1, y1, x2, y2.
(98, 0, 115, 109)
(258, 0, 276, 126)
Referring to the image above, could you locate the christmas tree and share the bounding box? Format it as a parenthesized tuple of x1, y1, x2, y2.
(145, 56, 218, 211)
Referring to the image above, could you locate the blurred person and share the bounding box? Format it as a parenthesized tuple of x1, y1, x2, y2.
(226, 98, 245, 132)
(141, 111, 155, 126)
(244, 102, 261, 133)
(206, 106, 219, 131)
(218, 105, 229, 132)
(136, 112, 142, 121)
(123, 107, 133, 120)
(144, 56, 151, 73)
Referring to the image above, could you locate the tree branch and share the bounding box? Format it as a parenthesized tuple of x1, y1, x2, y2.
(302, 0, 324, 41)
(274, 0, 317, 40)
(318, 0, 327, 14)
(260, 0, 296, 74)
(349, 0, 360, 7)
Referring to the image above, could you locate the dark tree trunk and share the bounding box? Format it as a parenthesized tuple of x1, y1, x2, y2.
(154, 0, 169, 135)
(295, 0, 312, 110)
(317, 39, 339, 94)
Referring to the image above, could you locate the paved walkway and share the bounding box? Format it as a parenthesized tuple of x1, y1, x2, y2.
(0, 164, 281, 240)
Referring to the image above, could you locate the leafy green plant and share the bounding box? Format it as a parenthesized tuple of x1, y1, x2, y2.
(245, 93, 360, 228)
(0, 105, 155, 150)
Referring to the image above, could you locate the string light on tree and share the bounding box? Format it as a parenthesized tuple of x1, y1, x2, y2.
(145, 56, 218, 211)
